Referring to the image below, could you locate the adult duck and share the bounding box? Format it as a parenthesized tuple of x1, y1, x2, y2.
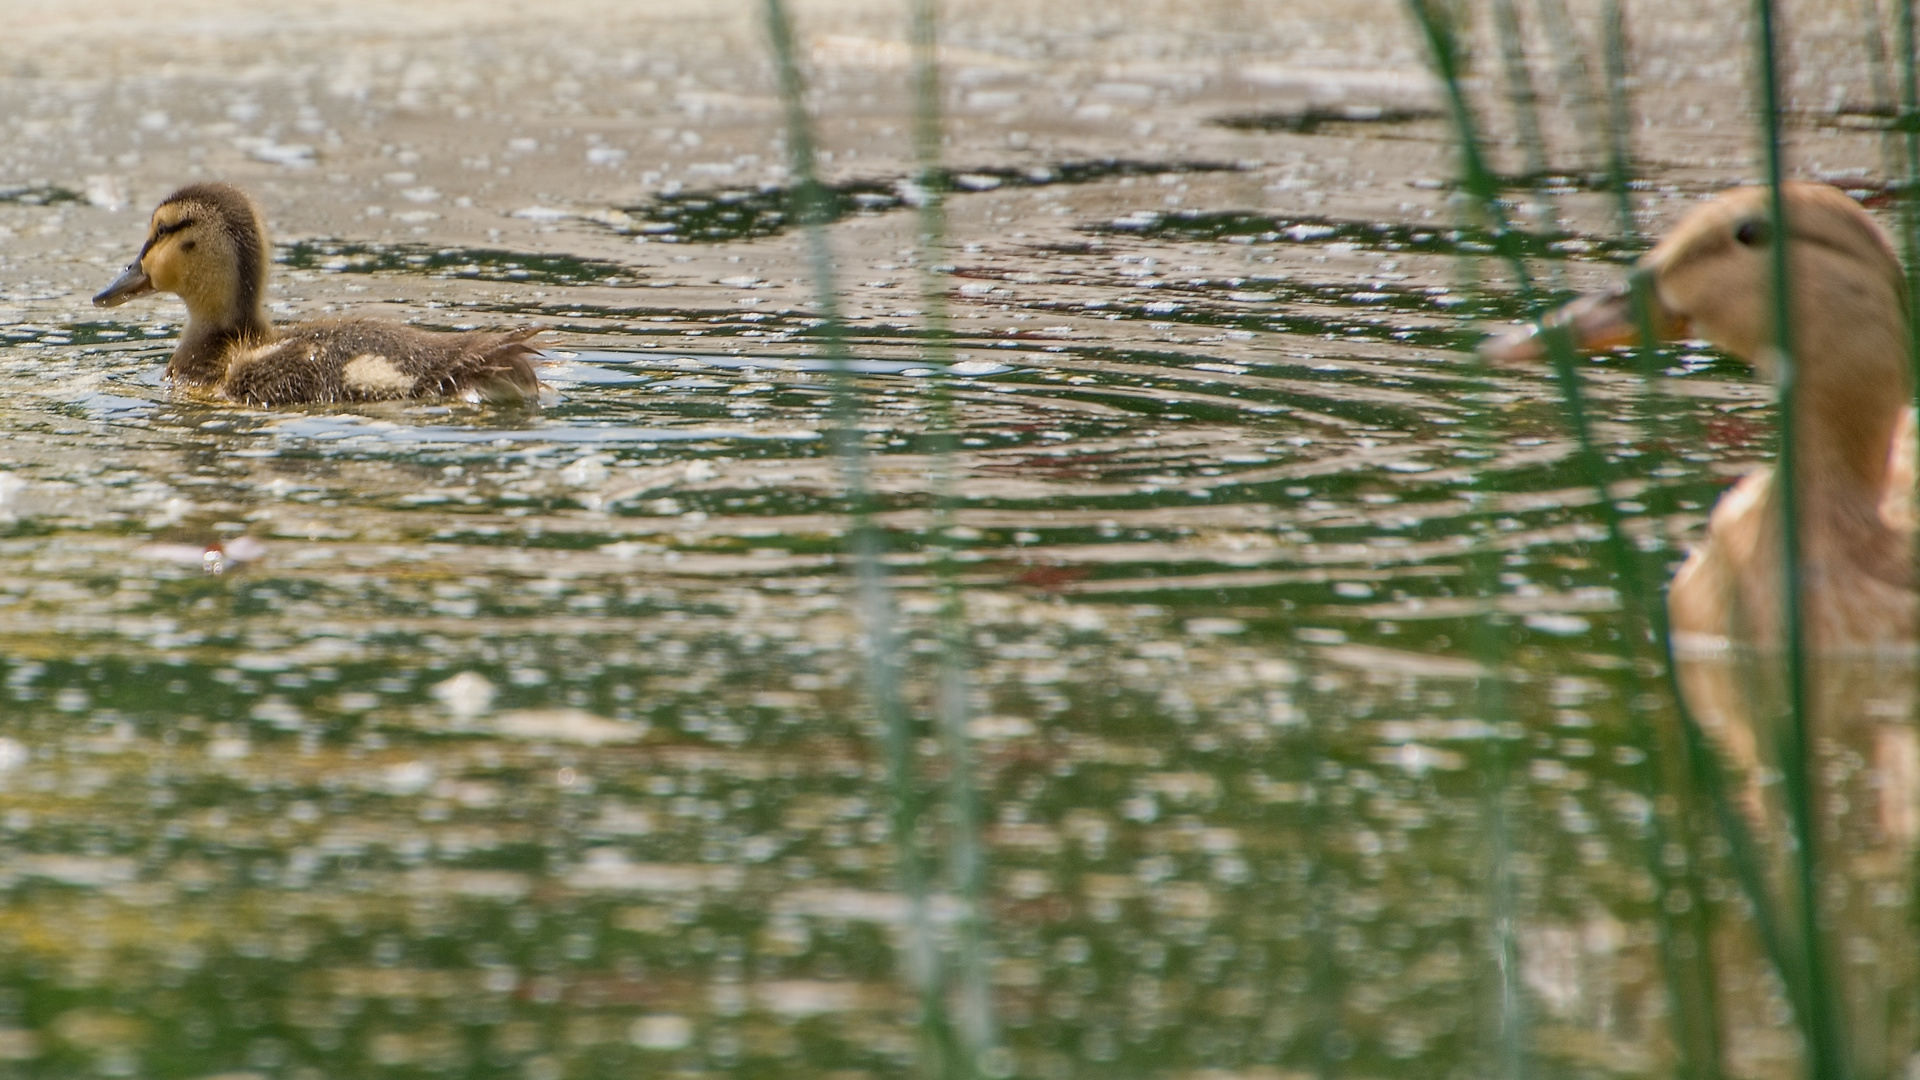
(94, 182, 543, 406)
(1485, 182, 1916, 650)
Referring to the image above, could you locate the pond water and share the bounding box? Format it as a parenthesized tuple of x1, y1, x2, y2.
(0, 1, 1907, 1078)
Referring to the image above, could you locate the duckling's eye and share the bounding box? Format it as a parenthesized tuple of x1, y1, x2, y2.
(154, 217, 194, 239)
(1734, 218, 1771, 247)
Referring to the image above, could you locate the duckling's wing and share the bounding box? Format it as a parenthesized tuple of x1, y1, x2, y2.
(221, 321, 544, 406)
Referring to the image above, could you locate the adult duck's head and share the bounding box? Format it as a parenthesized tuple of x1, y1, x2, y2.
(1486, 182, 1911, 496)
(93, 182, 270, 335)
(1483, 182, 1906, 380)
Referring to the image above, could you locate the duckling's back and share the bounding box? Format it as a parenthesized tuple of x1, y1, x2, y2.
(221, 320, 543, 406)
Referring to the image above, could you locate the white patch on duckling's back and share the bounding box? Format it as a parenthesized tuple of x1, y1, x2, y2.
(342, 353, 414, 396)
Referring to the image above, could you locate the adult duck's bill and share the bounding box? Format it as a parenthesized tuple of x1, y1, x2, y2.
(1479, 273, 1688, 363)
(93, 261, 153, 308)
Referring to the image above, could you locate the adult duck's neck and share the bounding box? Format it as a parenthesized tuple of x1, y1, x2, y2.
(1782, 328, 1910, 572)
(168, 305, 271, 386)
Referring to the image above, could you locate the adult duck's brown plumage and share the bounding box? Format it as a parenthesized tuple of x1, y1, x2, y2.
(1490, 188, 1920, 1069)
(94, 182, 543, 406)
(1484, 181, 1918, 650)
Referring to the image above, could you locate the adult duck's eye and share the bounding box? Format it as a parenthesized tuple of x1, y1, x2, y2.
(1734, 218, 1770, 247)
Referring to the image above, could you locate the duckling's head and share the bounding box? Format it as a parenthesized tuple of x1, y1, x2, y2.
(1484, 182, 1906, 376)
(93, 182, 269, 331)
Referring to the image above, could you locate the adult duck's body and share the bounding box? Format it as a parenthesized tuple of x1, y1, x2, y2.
(95, 182, 543, 406)
(1487, 181, 1918, 651)
(1490, 185, 1920, 1078)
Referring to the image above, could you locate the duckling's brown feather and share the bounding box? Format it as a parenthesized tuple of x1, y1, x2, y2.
(219, 321, 542, 406)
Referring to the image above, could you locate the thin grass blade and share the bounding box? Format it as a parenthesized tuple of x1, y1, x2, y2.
(758, 2, 962, 1073)
(1491, 0, 1550, 182)
(1400, 5, 1532, 1072)
(907, 0, 1000, 1074)
(1753, 0, 1845, 1075)
(1899, 0, 1920, 368)
(1596, 11, 1727, 1075)
(1530, 0, 1607, 174)
(1406, 3, 1810, 1076)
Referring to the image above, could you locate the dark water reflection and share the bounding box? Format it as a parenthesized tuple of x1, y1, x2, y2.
(0, 171, 1898, 1080)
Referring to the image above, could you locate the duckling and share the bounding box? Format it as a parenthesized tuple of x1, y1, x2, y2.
(94, 182, 543, 406)
(1484, 182, 1916, 649)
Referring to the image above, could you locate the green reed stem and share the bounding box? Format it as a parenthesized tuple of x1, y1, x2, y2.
(1492, 0, 1550, 183)
(1896, 0, 1920, 978)
(1865, 0, 1897, 124)
(1531, 0, 1607, 175)
(1754, 1, 1844, 1076)
(1484, 740, 1525, 1080)
(1302, 712, 1348, 1080)
(1602, 2, 1707, 456)
(1400, 6, 1530, 1072)
(759, 2, 962, 1073)
(1491, 0, 1570, 295)
(1586, 0, 1812, 1058)
(1539, 320, 1729, 1080)
(908, 0, 999, 1074)
(1602, 3, 1700, 453)
(1602, 0, 1653, 288)
(1897, 0, 1920, 425)
(1861, 0, 1903, 200)
(1597, 12, 1728, 1074)
(1405, 3, 1816, 1075)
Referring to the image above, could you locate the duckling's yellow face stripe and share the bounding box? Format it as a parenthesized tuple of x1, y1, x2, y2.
(140, 205, 199, 296)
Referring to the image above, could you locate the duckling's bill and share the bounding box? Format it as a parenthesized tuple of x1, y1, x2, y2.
(1479, 275, 1687, 364)
(94, 261, 154, 308)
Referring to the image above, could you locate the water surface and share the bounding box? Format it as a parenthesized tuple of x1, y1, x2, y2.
(0, 2, 1893, 1077)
